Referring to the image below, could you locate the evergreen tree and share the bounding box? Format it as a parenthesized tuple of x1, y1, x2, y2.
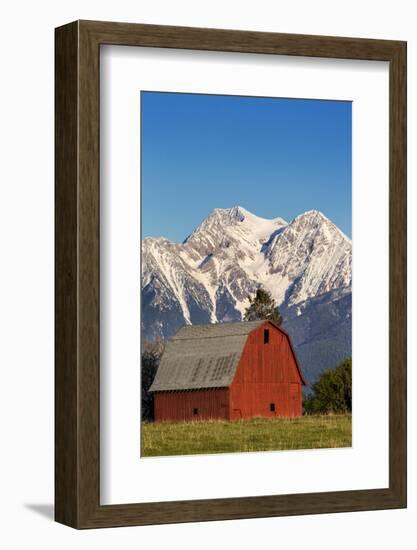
(304, 357, 352, 414)
(141, 340, 165, 421)
(243, 288, 282, 325)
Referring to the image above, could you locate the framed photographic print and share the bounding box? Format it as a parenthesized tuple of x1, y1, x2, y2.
(55, 20, 407, 528)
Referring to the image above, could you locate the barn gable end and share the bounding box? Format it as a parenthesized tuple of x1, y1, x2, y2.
(229, 322, 304, 418)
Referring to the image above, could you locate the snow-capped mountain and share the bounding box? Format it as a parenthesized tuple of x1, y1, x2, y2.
(142, 206, 352, 382)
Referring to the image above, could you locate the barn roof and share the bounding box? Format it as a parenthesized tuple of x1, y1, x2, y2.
(171, 320, 265, 340)
(149, 321, 305, 392)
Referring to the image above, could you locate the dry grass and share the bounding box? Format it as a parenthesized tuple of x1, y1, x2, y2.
(141, 414, 352, 457)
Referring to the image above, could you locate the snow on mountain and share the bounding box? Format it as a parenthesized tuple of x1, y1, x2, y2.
(263, 210, 351, 306)
(142, 206, 352, 370)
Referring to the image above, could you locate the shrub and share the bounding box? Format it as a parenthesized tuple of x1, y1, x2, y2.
(304, 357, 352, 414)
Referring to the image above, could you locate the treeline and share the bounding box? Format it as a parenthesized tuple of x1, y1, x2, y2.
(303, 357, 352, 415)
(141, 340, 165, 421)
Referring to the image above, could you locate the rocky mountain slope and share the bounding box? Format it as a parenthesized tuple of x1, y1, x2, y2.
(142, 206, 352, 383)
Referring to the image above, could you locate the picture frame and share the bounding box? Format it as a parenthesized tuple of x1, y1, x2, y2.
(55, 20, 407, 529)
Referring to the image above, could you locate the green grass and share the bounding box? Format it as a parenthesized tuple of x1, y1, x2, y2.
(141, 414, 352, 457)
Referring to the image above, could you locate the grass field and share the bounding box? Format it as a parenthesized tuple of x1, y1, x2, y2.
(141, 414, 352, 457)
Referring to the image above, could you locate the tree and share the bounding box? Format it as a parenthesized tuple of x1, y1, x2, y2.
(141, 339, 165, 421)
(243, 288, 282, 325)
(304, 357, 352, 414)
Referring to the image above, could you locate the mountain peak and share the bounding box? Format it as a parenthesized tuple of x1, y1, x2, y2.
(294, 209, 328, 222)
(184, 206, 288, 248)
(212, 205, 247, 223)
(206, 206, 287, 228)
(290, 210, 350, 242)
(184, 206, 250, 241)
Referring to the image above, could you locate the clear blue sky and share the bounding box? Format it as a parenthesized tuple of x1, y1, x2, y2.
(141, 92, 352, 241)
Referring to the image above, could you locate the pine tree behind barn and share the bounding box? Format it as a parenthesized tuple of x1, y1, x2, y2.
(149, 321, 305, 421)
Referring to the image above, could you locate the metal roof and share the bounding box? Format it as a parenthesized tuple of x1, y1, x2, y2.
(172, 320, 265, 340)
(149, 321, 265, 392)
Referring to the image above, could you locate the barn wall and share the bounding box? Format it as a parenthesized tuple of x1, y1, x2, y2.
(153, 388, 230, 422)
(230, 324, 302, 418)
(230, 382, 301, 419)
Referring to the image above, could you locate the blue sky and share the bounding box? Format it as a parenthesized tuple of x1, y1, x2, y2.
(141, 92, 352, 241)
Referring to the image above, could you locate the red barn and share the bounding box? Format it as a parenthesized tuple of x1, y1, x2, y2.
(149, 320, 305, 421)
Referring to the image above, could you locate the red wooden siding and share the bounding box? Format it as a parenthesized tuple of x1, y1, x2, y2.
(229, 324, 302, 418)
(154, 388, 229, 422)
